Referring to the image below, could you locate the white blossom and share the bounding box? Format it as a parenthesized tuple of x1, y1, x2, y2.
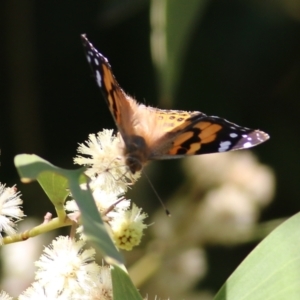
(35, 236, 100, 296)
(0, 183, 25, 243)
(74, 130, 140, 194)
(0, 290, 13, 300)
(110, 204, 148, 251)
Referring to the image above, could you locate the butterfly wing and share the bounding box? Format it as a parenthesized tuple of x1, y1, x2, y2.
(81, 35, 199, 150)
(81, 34, 140, 140)
(148, 111, 269, 159)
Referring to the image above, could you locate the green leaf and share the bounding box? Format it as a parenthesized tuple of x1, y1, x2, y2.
(37, 172, 69, 205)
(14, 154, 123, 265)
(214, 213, 300, 300)
(150, 0, 209, 104)
(111, 265, 143, 300)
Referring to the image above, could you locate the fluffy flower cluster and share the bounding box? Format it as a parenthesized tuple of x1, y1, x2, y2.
(180, 151, 275, 244)
(0, 183, 24, 244)
(71, 130, 148, 251)
(18, 236, 112, 300)
(0, 291, 13, 300)
(74, 129, 140, 195)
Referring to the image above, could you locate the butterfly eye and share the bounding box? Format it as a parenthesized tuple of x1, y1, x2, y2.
(125, 157, 143, 174)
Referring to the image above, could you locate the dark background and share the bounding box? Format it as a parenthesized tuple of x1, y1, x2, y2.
(1, 0, 300, 295)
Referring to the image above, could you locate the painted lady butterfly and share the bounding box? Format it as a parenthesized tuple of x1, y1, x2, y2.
(81, 35, 269, 174)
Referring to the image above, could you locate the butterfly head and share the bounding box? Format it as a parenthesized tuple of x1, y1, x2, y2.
(123, 135, 149, 174)
(126, 157, 143, 174)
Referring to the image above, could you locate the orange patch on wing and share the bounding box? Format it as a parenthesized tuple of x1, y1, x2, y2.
(171, 119, 192, 131)
(173, 131, 194, 146)
(112, 93, 122, 124)
(199, 124, 222, 140)
(195, 121, 212, 130)
(185, 143, 202, 154)
(103, 65, 114, 90)
(168, 145, 182, 155)
(201, 134, 217, 144)
(102, 65, 123, 124)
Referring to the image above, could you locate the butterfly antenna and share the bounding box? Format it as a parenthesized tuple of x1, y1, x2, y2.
(142, 170, 171, 216)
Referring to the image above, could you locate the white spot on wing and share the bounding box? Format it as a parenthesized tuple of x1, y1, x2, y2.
(94, 58, 99, 65)
(96, 70, 102, 87)
(219, 141, 231, 152)
(230, 133, 238, 138)
(86, 55, 91, 63)
(256, 132, 264, 141)
(243, 142, 252, 148)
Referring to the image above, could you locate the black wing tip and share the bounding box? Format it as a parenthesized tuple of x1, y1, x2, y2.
(80, 34, 110, 66)
(232, 129, 270, 151)
(252, 129, 270, 143)
(81, 34, 89, 47)
(81, 34, 95, 52)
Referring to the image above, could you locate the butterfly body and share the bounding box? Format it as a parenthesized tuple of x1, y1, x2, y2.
(81, 35, 269, 174)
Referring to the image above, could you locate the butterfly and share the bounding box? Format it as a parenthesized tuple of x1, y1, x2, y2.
(81, 34, 269, 175)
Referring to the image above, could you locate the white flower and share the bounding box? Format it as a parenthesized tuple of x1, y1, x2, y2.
(194, 183, 259, 244)
(98, 266, 113, 298)
(0, 290, 12, 300)
(182, 151, 274, 207)
(90, 265, 113, 300)
(74, 130, 140, 194)
(64, 199, 79, 213)
(65, 187, 130, 237)
(19, 281, 70, 300)
(0, 183, 24, 243)
(92, 188, 130, 214)
(65, 181, 134, 243)
(110, 204, 148, 251)
(35, 236, 100, 296)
